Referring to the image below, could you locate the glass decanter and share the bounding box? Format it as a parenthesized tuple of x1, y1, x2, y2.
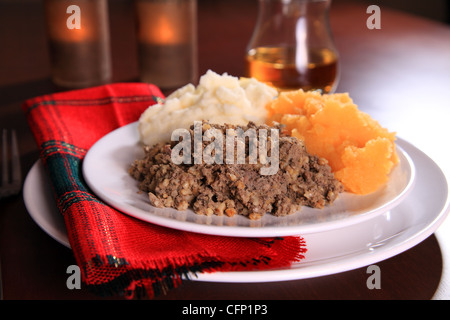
(245, 0, 339, 93)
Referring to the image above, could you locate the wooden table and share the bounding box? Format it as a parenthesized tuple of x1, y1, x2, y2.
(1, 0, 449, 301)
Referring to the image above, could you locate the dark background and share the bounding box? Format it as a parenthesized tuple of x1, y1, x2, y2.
(0, 0, 449, 88)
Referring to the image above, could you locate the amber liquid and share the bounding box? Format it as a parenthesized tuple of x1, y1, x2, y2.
(245, 46, 338, 93)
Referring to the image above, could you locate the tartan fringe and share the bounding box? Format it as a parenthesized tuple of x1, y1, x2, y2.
(82, 260, 224, 299)
(81, 236, 307, 299)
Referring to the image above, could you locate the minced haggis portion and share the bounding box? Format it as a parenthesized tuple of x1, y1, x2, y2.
(129, 122, 343, 220)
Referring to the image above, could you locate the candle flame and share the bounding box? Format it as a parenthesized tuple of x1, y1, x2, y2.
(136, 1, 192, 45)
(157, 16, 176, 44)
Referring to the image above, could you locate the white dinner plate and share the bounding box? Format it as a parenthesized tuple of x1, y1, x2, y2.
(23, 137, 450, 282)
(23, 161, 70, 248)
(82, 122, 415, 237)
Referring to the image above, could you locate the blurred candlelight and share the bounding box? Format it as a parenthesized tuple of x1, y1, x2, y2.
(154, 16, 179, 44)
(44, 0, 112, 88)
(135, 0, 198, 89)
(136, 1, 192, 45)
(45, 1, 93, 42)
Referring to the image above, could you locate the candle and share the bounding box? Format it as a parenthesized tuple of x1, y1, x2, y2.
(134, 0, 198, 89)
(44, 0, 112, 88)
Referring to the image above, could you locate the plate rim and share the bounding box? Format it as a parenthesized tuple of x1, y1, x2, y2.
(196, 139, 450, 282)
(23, 134, 450, 282)
(23, 161, 71, 248)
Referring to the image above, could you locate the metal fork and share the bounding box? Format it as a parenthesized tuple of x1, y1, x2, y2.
(0, 129, 22, 199)
(0, 129, 21, 299)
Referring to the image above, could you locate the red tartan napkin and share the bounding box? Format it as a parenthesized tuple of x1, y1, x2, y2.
(22, 83, 307, 299)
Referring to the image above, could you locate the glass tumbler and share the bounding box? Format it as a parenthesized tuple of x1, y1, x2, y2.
(134, 0, 198, 90)
(44, 0, 112, 88)
(245, 0, 339, 93)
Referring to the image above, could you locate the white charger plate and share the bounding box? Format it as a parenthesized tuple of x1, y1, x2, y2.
(81, 122, 415, 237)
(23, 137, 450, 282)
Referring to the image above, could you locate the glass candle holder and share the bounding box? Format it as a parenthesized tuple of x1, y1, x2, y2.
(134, 0, 198, 89)
(245, 0, 339, 93)
(44, 0, 112, 88)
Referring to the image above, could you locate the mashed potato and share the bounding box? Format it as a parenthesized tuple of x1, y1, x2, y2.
(138, 70, 278, 146)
